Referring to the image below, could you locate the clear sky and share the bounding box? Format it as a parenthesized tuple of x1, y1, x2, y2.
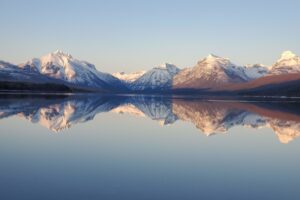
(0, 0, 299, 73)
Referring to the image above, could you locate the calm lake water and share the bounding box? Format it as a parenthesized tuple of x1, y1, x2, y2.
(0, 94, 300, 200)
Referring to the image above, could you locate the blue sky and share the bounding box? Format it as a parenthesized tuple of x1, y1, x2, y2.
(0, 0, 299, 72)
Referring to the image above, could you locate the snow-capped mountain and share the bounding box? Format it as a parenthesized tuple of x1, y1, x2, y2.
(19, 50, 125, 90)
(2, 50, 300, 94)
(0, 60, 70, 88)
(173, 54, 251, 90)
(129, 63, 180, 91)
(0, 60, 44, 81)
(243, 64, 269, 79)
(0, 61, 20, 71)
(113, 71, 146, 83)
(270, 51, 300, 75)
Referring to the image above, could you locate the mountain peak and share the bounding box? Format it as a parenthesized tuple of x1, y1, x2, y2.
(51, 50, 72, 58)
(270, 51, 300, 75)
(203, 54, 230, 64)
(207, 53, 220, 59)
(157, 63, 178, 69)
(129, 63, 180, 90)
(156, 63, 180, 75)
(279, 51, 297, 61)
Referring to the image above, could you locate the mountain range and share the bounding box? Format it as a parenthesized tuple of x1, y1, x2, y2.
(1, 50, 300, 95)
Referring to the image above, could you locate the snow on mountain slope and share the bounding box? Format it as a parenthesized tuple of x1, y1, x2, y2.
(3, 50, 300, 93)
(270, 51, 300, 75)
(19, 50, 125, 90)
(243, 64, 269, 79)
(129, 63, 180, 91)
(0, 61, 19, 71)
(113, 71, 146, 83)
(0, 60, 67, 84)
(173, 54, 251, 89)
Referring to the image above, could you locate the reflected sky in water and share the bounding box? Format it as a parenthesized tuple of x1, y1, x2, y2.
(0, 95, 300, 200)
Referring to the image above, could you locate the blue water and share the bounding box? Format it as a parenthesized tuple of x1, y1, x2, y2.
(0, 95, 299, 200)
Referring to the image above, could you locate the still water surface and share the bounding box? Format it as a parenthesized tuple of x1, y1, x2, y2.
(0, 95, 300, 199)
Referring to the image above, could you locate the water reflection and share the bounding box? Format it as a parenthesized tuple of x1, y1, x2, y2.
(1, 94, 300, 144)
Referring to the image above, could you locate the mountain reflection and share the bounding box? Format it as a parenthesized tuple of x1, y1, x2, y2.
(1, 95, 300, 144)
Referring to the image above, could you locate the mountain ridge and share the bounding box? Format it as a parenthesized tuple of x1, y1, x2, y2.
(1, 50, 300, 95)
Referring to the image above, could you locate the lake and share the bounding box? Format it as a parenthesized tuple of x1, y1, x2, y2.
(0, 94, 300, 200)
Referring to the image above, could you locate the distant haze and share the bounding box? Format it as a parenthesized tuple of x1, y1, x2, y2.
(0, 0, 299, 73)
